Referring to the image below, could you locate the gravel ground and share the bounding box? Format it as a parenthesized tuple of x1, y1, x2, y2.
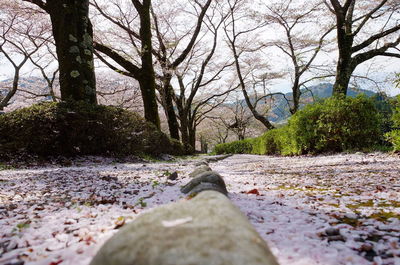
(0, 153, 399, 265)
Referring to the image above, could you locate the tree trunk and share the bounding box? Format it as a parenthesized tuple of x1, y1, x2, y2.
(180, 118, 190, 149)
(138, 76, 160, 128)
(333, 58, 354, 96)
(230, 41, 274, 130)
(177, 107, 194, 153)
(332, 37, 354, 96)
(46, 0, 97, 104)
(136, 0, 160, 128)
(200, 135, 208, 154)
(161, 77, 180, 140)
(290, 76, 300, 114)
(189, 126, 196, 152)
(137, 1, 160, 128)
(0, 69, 20, 111)
(332, 5, 354, 97)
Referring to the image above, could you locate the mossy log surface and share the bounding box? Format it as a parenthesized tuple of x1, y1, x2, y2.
(90, 191, 279, 265)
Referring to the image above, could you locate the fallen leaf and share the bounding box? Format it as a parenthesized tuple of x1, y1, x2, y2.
(246, 189, 260, 196)
(114, 216, 126, 229)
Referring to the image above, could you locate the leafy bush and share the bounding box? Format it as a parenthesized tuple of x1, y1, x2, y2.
(251, 128, 282, 155)
(288, 95, 381, 154)
(371, 93, 394, 136)
(213, 95, 382, 155)
(386, 130, 400, 152)
(214, 128, 284, 155)
(0, 101, 184, 159)
(214, 139, 254, 155)
(386, 96, 400, 152)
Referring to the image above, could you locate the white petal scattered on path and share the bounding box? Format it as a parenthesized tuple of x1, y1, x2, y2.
(0, 153, 399, 265)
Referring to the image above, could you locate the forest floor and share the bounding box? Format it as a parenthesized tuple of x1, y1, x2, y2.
(0, 153, 400, 265)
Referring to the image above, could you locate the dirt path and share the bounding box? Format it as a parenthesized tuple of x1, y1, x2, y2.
(0, 153, 399, 265)
(212, 153, 400, 265)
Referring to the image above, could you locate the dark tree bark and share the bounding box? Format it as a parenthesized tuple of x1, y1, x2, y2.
(0, 67, 21, 111)
(224, 0, 274, 130)
(92, 0, 161, 128)
(177, 106, 194, 153)
(159, 75, 180, 140)
(24, 0, 97, 104)
(134, 0, 160, 128)
(178, 107, 190, 150)
(326, 0, 400, 96)
(175, 76, 236, 153)
(231, 45, 274, 130)
(165, 7, 232, 151)
(188, 122, 196, 152)
(151, 0, 212, 139)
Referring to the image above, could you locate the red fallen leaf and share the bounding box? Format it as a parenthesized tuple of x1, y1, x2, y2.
(246, 189, 260, 195)
(80, 235, 96, 245)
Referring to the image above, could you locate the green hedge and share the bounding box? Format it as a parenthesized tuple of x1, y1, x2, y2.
(213, 127, 288, 155)
(386, 96, 400, 151)
(213, 139, 254, 155)
(214, 95, 382, 155)
(0, 101, 184, 158)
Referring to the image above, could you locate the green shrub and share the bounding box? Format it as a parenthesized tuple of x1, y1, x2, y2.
(213, 128, 283, 155)
(391, 97, 400, 128)
(250, 129, 282, 155)
(385, 130, 400, 151)
(214, 139, 254, 155)
(249, 135, 265, 155)
(213, 95, 382, 155)
(286, 95, 381, 154)
(371, 93, 394, 137)
(386, 96, 400, 151)
(0, 101, 184, 159)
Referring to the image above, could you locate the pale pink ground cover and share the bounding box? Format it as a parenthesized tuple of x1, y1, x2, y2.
(0, 153, 399, 265)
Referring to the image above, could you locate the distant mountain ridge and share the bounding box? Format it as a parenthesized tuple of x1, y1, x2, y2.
(268, 83, 377, 123)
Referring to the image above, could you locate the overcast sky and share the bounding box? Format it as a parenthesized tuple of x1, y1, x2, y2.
(1, 0, 400, 96)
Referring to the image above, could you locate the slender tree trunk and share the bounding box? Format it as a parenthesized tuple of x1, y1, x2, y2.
(180, 118, 190, 149)
(46, 0, 97, 104)
(332, 5, 354, 97)
(177, 106, 193, 153)
(161, 77, 180, 140)
(189, 125, 196, 152)
(137, 0, 160, 128)
(0, 69, 20, 111)
(231, 42, 274, 130)
(200, 135, 208, 153)
(138, 76, 160, 127)
(333, 65, 354, 96)
(333, 42, 354, 96)
(291, 76, 300, 114)
(333, 51, 355, 96)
